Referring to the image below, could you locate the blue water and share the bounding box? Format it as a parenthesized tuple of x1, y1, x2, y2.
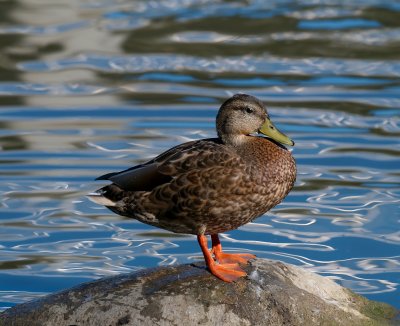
(0, 0, 399, 312)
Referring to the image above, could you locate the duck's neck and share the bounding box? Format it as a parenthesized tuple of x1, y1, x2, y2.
(220, 134, 249, 148)
(229, 135, 290, 168)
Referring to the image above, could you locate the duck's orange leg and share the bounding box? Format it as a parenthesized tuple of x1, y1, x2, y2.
(211, 234, 256, 265)
(197, 234, 246, 282)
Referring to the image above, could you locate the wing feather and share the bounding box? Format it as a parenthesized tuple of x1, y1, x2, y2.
(96, 138, 242, 192)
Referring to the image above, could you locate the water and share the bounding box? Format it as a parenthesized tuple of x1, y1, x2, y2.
(0, 0, 399, 312)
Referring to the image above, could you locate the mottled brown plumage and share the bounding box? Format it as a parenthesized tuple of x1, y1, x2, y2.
(90, 94, 296, 282)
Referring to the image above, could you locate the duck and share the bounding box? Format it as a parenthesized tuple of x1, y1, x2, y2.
(89, 94, 296, 282)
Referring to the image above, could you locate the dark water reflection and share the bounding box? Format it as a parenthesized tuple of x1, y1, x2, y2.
(0, 0, 399, 311)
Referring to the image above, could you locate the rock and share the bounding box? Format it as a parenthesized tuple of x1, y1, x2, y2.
(1, 259, 397, 326)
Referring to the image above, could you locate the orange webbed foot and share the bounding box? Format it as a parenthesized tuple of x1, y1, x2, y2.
(197, 234, 255, 282)
(211, 234, 256, 265)
(213, 252, 256, 265)
(208, 262, 247, 282)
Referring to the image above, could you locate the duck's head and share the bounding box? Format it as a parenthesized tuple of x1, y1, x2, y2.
(216, 94, 294, 147)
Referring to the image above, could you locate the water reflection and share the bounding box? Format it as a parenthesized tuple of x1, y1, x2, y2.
(0, 0, 399, 312)
(19, 54, 400, 77)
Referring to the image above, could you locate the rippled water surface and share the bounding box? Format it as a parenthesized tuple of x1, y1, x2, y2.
(0, 0, 399, 311)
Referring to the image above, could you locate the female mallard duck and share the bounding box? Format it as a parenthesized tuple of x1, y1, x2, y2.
(89, 94, 296, 282)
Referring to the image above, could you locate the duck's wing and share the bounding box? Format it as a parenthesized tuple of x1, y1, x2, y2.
(95, 138, 239, 192)
(96, 163, 172, 192)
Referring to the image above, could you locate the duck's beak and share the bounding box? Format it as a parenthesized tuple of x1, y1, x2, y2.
(259, 118, 295, 146)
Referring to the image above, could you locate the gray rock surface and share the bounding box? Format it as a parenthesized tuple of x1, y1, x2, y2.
(1, 259, 397, 326)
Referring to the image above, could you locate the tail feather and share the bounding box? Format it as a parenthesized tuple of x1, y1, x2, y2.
(87, 192, 117, 207)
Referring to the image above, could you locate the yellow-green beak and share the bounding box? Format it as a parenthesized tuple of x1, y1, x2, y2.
(259, 118, 294, 146)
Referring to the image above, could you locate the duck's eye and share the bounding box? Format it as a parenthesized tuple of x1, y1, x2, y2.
(245, 107, 254, 114)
